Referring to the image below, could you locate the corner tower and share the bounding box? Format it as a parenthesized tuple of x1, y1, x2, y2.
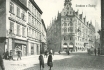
(61, 0, 75, 51)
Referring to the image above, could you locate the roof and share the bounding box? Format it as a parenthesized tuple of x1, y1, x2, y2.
(11, 0, 28, 11)
(30, 0, 43, 14)
(41, 19, 47, 32)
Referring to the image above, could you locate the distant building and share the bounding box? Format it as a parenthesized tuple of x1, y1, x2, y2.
(47, 0, 95, 52)
(0, 0, 46, 56)
(47, 12, 61, 52)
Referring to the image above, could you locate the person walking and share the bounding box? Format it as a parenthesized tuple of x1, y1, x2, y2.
(17, 50, 22, 60)
(47, 52, 53, 70)
(0, 54, 5, 70)
(4, 50, 9, 60)
(39, 53, 44, 70)
(98, 48, 100, 56)
(94, 48, 97, 56)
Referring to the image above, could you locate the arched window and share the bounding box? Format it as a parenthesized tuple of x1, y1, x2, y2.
(64, 27, 67, 32)
(70, 27, 73, 32)
(70, 22, 73, 26)
(64, 22, 67, 26)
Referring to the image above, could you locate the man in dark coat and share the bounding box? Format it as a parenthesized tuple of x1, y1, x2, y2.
(98, 48, 100, 56)
(4, 50, 9, 60)
(39, 53, 44, 70)
(0, 54, 5, 70)
(94, 48, 97, 56)
(47, 52, 53, 70)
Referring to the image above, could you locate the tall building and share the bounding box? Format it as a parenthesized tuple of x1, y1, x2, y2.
(0, 0, 46, 56)
(47, 0, 95, 52)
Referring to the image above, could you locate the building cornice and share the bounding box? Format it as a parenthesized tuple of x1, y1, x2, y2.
(11, 0, 28, 11)
(30, 0, 43, 14)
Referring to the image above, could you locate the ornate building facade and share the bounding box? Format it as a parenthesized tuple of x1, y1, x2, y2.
(0, 0, 46, 56)
(47, 0, 95, 52)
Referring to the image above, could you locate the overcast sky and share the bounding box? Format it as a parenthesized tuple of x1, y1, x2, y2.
(34, 0, 101, 29)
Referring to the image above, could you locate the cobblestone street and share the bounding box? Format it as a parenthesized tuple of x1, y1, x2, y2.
(3, 52, 104, 70)
(24, 52, 104, 70)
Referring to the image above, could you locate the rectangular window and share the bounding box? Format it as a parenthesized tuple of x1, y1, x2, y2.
(10, 21, 14, 34)
(22, 26, 25, 37)
(32, 17, 34, 24)
(17, 24, 20, 35)
(17, 7, 20, 17)
(28, 27, 31, 37)
(21, 11, 25, 20)
(10, 2, 14, 13)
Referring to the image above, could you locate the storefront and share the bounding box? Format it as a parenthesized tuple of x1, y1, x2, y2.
(13, 39, 27, 56)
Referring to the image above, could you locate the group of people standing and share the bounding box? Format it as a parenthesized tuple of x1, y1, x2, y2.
(39, 50, 53, 70)
(3, 49, 22, 61)
(94, 48, 100, 56)
(87, 48, 101, 56)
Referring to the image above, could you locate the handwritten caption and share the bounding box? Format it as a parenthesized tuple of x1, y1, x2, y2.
(76, 4, 96, 7)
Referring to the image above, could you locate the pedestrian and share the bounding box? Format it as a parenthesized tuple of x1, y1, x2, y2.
(4, 50, 9, 60)
(50, 49, 53, 54)
(98, 48, 100, 56)
(58, 50, 61, 54)
(94, 48, 96, 56)
(9, 50, 14, 60)
(39, 53, 44, 70)
(17, 50, 22, 60)
(47, 52, 53, 70)
(0, 54, 5, 70)
(52, 49, 54, 56)
(68, 50, 70, 55)
(44, 50, 48, 58)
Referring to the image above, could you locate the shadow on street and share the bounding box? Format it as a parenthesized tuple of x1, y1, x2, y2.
(24, 52, 104, 70)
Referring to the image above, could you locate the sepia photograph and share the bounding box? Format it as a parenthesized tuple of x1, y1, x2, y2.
(0, 0, 102, 70)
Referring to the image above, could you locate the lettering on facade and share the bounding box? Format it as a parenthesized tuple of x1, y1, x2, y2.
(14, 40, 27, 44)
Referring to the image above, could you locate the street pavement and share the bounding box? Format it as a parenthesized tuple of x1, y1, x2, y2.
(2, 51, 104, 70)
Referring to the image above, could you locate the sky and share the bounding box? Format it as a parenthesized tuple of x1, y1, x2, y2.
(34, 0, 101, 29)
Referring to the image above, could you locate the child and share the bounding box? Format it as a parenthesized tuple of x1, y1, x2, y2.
(39, 53, 44, 70)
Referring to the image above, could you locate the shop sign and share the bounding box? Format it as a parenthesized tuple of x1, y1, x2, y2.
(14, 40, 27, 44)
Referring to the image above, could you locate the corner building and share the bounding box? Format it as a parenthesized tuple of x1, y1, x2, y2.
(0, 0, 45, 56)
(47, 0, 95, 52)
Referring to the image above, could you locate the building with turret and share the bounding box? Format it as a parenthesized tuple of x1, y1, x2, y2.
(47, 0, 95, 52)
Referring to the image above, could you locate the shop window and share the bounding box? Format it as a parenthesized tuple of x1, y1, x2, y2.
(31, 43, 34, 55)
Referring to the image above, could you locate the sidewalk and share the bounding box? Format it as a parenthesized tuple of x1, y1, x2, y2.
(4, 55, 39, 70)
(4, 53, 73, 70)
